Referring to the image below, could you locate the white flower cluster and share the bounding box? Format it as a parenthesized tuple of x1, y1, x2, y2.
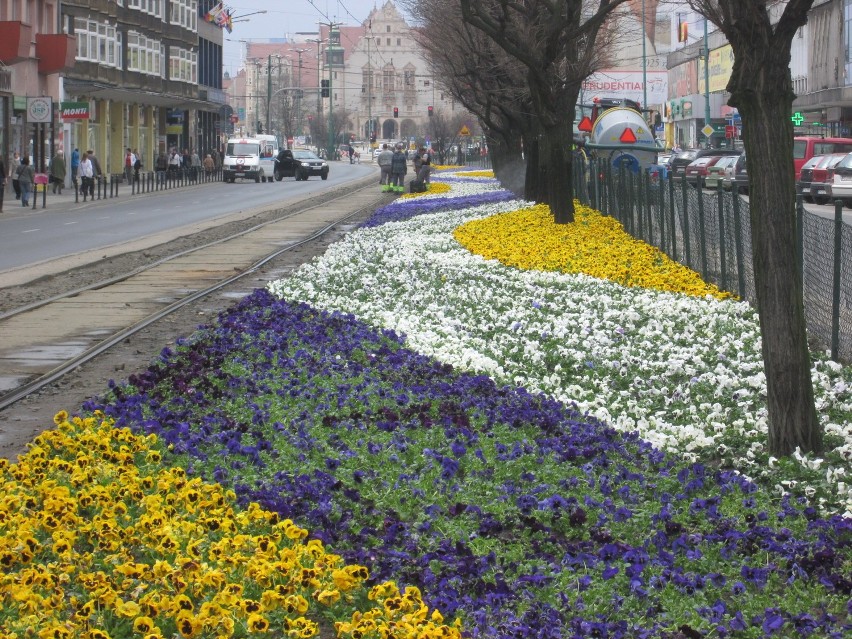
(267, 172, 852, 517)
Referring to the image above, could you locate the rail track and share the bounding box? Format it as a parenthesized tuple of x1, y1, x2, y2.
(0, 180, 387, 415)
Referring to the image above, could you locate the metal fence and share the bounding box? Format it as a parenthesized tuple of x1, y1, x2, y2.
(70, 168, 224, 204)
(573, 159, 852, 362)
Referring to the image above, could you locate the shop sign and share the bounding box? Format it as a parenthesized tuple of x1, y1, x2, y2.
(27, 96, 53, 123)
(60, 101, 90, 120)
(13, 95, 27, 110)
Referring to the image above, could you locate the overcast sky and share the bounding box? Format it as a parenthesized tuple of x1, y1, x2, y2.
(222, 1, 410, 75)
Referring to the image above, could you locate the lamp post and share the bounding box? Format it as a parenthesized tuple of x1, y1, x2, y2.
(703, 16, 711, 147)
(321, 22, 343, 159)
(365, 35, 374, 144)
(293, 49, 307, 137)
(642, 0, 647, 118)
(307, 38, 326, 150)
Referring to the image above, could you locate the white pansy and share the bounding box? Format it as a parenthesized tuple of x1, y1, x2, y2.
(267, 176, 852, 516)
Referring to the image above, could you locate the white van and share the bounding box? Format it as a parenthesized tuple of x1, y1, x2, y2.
(223, 137, 263, 183)
(256, 134, 279, 181)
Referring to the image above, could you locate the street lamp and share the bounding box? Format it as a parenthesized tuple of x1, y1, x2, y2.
(307, 38, 326, 151)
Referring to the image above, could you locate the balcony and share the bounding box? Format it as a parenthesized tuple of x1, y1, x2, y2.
(36, 33, 77, 74)
(0, 21, 33, 63)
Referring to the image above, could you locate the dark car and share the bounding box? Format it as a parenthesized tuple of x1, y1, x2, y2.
(274, 149, 330, 181)
(796, 155, 824, 202)
(669, 149, 699, 183)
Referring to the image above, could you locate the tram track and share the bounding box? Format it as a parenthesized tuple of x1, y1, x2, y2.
(0, 179, 387, 419)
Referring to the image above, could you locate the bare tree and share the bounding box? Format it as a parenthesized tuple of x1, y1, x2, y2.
(684, 0, 822, 457)
(458, 0, 631, 223)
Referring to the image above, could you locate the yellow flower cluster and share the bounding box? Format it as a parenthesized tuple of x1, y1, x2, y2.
(0, 411, 461, 639)
(453, 203, 732, 299)
(454, 170, 494, 178)
(336, 583, 461, 639)
(399, 183, 451, 199)
(432, 165, 463, 171)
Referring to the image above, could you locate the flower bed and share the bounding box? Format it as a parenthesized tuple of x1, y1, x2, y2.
(0, 412, 461, 639)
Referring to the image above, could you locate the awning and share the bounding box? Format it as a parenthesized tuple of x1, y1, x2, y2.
(36, 34, 76, 75)
(63, 78, 225, 112)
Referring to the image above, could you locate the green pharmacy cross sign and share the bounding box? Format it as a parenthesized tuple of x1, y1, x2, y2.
(791, 112, 805, 126)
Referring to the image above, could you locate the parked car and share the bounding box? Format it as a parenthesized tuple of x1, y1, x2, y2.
(669, 149, 699, 183)
(808, 153, 847, 205)
(704, 155, 739, 190)
(684, 156, 723, 188)
(728, 154, 749, 194)
(829, 152, 852, 208)
(796, 155, 824, 202)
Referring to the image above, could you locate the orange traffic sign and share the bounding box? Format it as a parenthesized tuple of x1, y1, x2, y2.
(577, 116, 593, 132)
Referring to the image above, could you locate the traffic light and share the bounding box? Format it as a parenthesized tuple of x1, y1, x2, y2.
(427, 105, 433, 117)
(321, 79, 330, 98)
(393, 107, 398, 118)
(370, 133, 376, 143)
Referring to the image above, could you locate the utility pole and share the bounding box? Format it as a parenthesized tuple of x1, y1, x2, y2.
(366, 35, 373, 144)
(266, 54, 272, 134)
(641, 0, 647, 120)
(321, 22, 343, 159)
(703, 17, 710, 127)
(307, 38, 325, 149)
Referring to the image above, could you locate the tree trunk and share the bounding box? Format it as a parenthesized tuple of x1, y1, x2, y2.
(733, 70, 823, 457)
(538, 120, 575, 224)
(525, 134, 542, 204)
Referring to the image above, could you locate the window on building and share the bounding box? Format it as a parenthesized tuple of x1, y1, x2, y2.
(170, 0, 197, 31)
(127, 0, 162, 18)
(75, 18, 121, 68)
(386, 38, 390, 46)
(127, 31, 163, 75)
(386, 25, 390, 32)
(169, 46, 198, 83)
(397, 38, 401, 46)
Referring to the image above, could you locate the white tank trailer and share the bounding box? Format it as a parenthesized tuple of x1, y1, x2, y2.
(577, 98, 660, 173)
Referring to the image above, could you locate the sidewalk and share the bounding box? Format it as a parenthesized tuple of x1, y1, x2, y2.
(2, 175, 216, 215)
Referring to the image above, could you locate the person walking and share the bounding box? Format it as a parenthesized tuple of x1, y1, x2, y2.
(168, 149, 181, 175)
(377, 144, 394, 192)
(85, 150, 102, 198)
(390, 143, 408, 193)
(50, 148, 67, 194)
(71, 148, 81, 187)
(155, 150, 168, 185)
(190, 149, 201, 182)
(11, 152, 21, 200)
(78, 152, 94, 201)
(132, 148, 143, 182)
(16, 157, 35, 207)
(418, 146, 432, 185)
(124, 148, 135, 184)
(203, 153, 215, 177)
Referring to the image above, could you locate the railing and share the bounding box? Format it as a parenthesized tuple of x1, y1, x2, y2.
(573, 159, 852, 362)
(72, 168, 223, 203)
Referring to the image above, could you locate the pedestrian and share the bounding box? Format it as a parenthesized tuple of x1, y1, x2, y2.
(124, 147, 135, 184)
(418, 146, 432, 185)
(0, 157, 6, 211)
(78, 152, 94, 201)
(190, 149, 201, 181)
(50, 148, 67, 194)
(168, 149, 181, 175)
(133, 148, 143, 182)
(377, 144, 394, 192)
(203, 153, 215, 176)
(71, 147, 80, 186)
(347, 143, 355, 164)
(390, 143, 407, 193)
(16, 157, 35, 207)
(85, 150, 101, 198)
(155, 150, 168, 185)
(412, 147, 423, 177)
(11, 151, 21, 200)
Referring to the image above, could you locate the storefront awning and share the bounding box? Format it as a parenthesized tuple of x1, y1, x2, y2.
(63, 78, 225, 112)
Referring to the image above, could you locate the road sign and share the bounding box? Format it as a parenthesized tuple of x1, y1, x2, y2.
(725, 125, 736, 139)
(459, 125, 471, 136)
(701, 124, 714, 138)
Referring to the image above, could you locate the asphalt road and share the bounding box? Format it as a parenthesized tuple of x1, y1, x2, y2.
(0, 160, 377, 278)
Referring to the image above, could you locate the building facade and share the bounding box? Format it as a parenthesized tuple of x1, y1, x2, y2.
(0, 0, 225, 182)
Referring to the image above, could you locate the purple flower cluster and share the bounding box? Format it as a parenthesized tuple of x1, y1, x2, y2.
(359, 189, 516, 228)
(89, 290, 852, 639)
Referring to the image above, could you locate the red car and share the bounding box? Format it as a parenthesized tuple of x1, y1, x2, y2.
(684, 156, 722, 189)
(808, 153, 847, 205)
